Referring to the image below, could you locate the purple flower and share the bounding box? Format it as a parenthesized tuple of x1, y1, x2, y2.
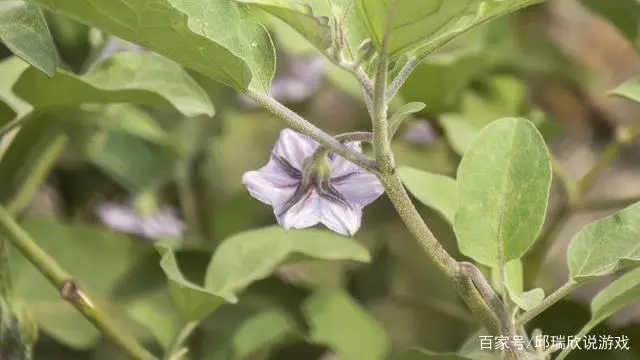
(242, 129, 384, 236)
(96, 202, 186, 240)
(402, 119, 437, 144)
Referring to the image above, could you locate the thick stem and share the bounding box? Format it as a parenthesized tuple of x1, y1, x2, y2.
(0, 206, 157, 360)
(372, 15, 394, 175)
(243, 89, 378, 175)
(378, 174, 504, 335)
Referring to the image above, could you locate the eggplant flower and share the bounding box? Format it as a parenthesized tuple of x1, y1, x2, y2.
(243, 129, 384, 236)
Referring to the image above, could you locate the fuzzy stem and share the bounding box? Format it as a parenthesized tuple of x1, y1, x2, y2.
(515, 280, 581, 327)
(243, 89, 378, 175)
(385, 57, 419, 103)
(0, 206, 157, 360)
(371, 1, 394, 175)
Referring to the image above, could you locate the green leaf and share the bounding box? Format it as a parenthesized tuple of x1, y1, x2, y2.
(231, 308, 299, 359)
(389, 101, 426, 134)
(0, 111, 67, 213)
(159, 226, 370, 322)
(454, 117, 552, 268)
(397, 166, 457, 225)
(0, 57, 31, 118)
(0, 1, 58, 76)
(586, 267, 640, 332)
(237, 0, 331, 51)
(158, 248, 232, 322)
(0, 99, 16, 125)
(85, 130, 178, 192)
(126, 291, 182, 349)
(394, 348, 474, 360)
(508, 287, 544, 311)
(25, 0, 275, 92)
(13, 52, 214, 117)
(491, 259, 523, 294)
(355, 0, 545, 59)
(582, 0, 640, 54)
(567, 201, 640, 281)
(11, 218, 152, 348)
(610, 77, 640, 105)
(303, 290, 389, 360)
(401, 50, 494, 115)
(439, 93, 513, 156)
(204, 226, 371, 299)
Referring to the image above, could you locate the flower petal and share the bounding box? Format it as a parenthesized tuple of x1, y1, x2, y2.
(330, 141, 363, 178)
(279, 190, 321, 230)
(242, 161, 299, 209)
(332, 171, 384, 208)
(319, 199, 362, 236)
(274, 129, 318, 170)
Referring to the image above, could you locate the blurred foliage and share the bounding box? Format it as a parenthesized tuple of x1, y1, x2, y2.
(0, 1, 640, 360)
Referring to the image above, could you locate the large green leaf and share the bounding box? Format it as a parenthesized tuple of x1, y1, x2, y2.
(204, 226, 371, 299)
(355, 0, 545, 59)
(454, 118, 551, 268)
(394, 349, 474, 360)
(25, 0, 275, 93)
(13, 52, 214, 117)
(237, 0, 331, 51)
(0, 1, 58, 76)
(159, 226, 370, 321)
(398, 166, 457, 225)
(10, 218, 153, 348)
(303, 290, 389, 360)
(567, 201, 640, 281)
(582, 0, 640, 54)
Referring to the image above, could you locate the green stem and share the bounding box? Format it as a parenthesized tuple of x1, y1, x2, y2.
(554, 322, 594, 360)
(0, 235, 10, 297)
(515, 280, 581, 327)
(242, 89, 378, 175)
(0, 206, 157, 360)
(577, 141, 620, 195)
(371, 2, 393, 175)
(164, 322, 198, 360)
(385, 57, 418, 103)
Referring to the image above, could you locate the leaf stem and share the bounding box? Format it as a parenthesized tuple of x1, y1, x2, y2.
(0, 206, 157, 360)
(515, 280, 581, 327)
(242, 89, 378, 175)
(164, 321, 198, 360)
(385, 57, 418, 103)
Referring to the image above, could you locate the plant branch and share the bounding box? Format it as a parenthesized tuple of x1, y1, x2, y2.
(385, 57, 419, 103)
(515, 280, 581, 327)
(334, 131, 373, 143)
(243, 89, 378, 175)
(372, 0, 394, 175)
(0, 206, 157, 360)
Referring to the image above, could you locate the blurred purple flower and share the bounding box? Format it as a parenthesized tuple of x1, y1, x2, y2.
(242, 129, 384, 236)
(402, 119, 437, 144)
(239, 55, 325, 106)
(96, 202, 186, 240)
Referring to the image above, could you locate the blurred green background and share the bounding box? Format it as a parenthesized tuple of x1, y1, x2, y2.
(2, 1, 640, 359)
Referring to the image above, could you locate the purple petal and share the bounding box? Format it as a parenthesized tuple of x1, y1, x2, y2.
(273, 129, 318, 170)
(279, 190, 322, 230)
(242, 162, 299, 209)
(330, 141, 362, 178)
(332, 171, 384, 208)
(96, 203, 140, 234)
(319, 199, 362, 236)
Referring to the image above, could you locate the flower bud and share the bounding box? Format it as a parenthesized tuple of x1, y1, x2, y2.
(0, 298, 38, 360)
(356, 39, 375, 65)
